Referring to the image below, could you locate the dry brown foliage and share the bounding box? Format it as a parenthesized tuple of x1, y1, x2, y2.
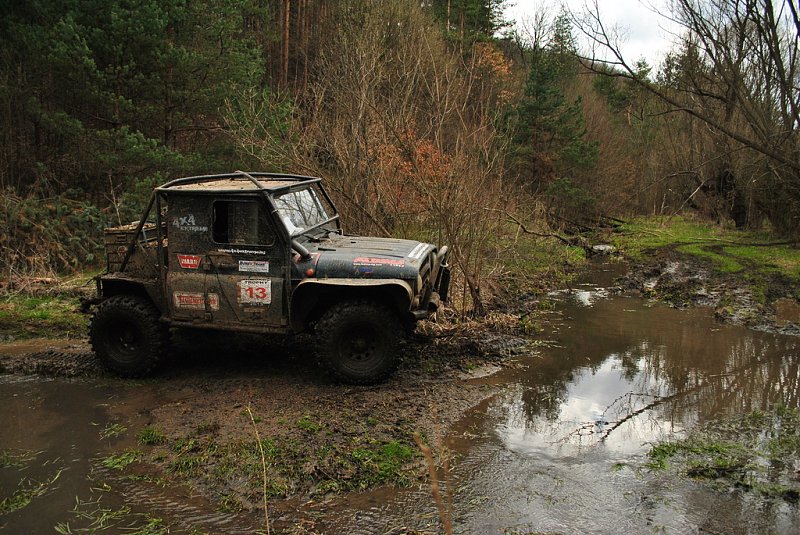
(227, 1, 517, 314)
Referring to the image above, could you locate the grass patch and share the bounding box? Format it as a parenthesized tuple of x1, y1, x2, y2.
(612, 216, 800, 280)
(0, 294, 87, 339)
(55, 498, 169, 534)
(349, 440, 416, 488)
(137, 426, 166, 446)
(98, 422, 127, 440)
(646, 405, 800, 501)
(296, 415, 323, 433)
(0, 448, 35, 469)
(101, 450, 142, 470)
(159, 430, 420, 502)
(0, 470, 62, 515)
(491, 221, 588, 294)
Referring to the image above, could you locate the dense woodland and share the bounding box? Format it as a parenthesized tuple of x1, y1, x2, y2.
(1, 0, 799, 313)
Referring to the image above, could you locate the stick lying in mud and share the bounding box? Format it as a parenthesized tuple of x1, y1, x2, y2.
(246, 405, 270, 535)
(413, 432, 452, 535)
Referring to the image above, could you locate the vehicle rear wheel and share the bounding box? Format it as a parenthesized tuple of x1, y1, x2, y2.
(90, 295, 168, 377)
(316, 300, 401, 384)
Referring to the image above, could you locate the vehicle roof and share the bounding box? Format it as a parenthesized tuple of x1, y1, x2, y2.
(167, 178, 291, 192)
(156, 172, 321, 195)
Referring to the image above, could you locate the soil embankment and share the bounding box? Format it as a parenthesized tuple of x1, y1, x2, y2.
(619, 246, 800, 335)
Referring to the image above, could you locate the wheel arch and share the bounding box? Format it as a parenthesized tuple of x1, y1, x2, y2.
(289, 279, 412, 332)
(99, 277, 164, 313)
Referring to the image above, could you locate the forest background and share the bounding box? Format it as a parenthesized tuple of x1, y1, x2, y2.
(2, 0, 799, 314)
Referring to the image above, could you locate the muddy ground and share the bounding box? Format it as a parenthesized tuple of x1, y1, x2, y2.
(3, 249, 800, 532)
(617, 246, 800, 335)
(0, 316, 532, 532)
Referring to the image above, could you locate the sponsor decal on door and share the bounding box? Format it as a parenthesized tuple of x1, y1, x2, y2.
(239, 260, 270, 273)
(172, 214, 207, 233)
(173, 291, 205, 310)
(173, 291, 219, 310)
(177, 254, 201, 269)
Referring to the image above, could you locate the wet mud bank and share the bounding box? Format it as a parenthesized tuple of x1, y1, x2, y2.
(619, 247, 800, 335)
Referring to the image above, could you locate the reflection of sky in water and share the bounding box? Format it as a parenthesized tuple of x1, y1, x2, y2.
(493, 284, 800, 465)
(549, 285, 610, 307)
(462, 288, 800, 533)
(497, 356, 684, 458)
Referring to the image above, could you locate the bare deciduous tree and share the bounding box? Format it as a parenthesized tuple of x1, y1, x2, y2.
(575, 0, 800, 232)
(226, 1, 514, 314)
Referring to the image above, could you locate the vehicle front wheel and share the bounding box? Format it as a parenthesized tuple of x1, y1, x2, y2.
(90, 295, 168, 377)
(315, 300, 402, 384)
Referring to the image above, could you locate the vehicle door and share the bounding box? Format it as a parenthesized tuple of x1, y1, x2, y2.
(165, 194, 214, 322)
(205, 197, 288, 329)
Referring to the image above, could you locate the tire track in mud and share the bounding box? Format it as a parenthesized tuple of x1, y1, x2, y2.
(0, 348, 102, 377)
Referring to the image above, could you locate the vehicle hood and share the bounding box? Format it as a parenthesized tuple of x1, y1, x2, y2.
(297, 235, 436, 280)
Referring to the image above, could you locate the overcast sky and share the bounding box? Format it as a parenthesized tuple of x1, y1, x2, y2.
(504, 0, 682, 68)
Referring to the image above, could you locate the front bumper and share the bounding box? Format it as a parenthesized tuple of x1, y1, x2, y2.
(433, 246, 451, 303)
(411, 246, 451, 319)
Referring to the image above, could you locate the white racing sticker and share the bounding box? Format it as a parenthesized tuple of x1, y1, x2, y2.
(353, 257, 405, 267)
(238, 279, 271, 305)
(407, 242, 428, 260)
(239, 260, 270, 273)
(172, 214, 208, 233)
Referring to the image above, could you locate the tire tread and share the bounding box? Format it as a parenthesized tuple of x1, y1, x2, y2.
(89, 295, 167, 377)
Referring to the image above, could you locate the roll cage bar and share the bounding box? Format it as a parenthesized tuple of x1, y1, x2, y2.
(118, 171, 340, 273)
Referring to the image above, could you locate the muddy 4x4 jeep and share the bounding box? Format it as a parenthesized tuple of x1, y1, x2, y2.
(86, 171, 450, 384)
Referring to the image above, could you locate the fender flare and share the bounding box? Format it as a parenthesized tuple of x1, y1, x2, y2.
(289, 278, 413, 332)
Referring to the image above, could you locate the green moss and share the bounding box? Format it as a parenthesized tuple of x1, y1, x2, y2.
(723, 245, 800, 278)
(612, 217, 800, 282)
(645, 406, 800, 501)
(676, 244, 743, 273)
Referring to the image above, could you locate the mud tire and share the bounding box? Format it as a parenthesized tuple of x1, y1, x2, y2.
(316, 300, 402, 385)
(90, 295, 167, 377)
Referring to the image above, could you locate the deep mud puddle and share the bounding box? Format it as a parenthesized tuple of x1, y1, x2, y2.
(0, 377, 261, 533)
(320, 264, 800, 534)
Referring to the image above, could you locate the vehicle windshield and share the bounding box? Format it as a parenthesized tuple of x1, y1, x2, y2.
(274, 187, 331, 237)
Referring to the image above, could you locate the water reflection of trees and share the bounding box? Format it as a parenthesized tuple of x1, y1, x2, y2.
(503, 297, 800, 445)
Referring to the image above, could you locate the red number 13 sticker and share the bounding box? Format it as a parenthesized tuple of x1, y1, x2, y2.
(240, 279, 271, 305)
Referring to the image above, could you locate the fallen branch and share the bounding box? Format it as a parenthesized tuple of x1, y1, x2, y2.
(486, 208, 585, 247)
(245, 405, 271, 535)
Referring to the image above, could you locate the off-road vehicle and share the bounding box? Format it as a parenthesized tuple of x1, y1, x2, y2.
(86, 171, 450, 384)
